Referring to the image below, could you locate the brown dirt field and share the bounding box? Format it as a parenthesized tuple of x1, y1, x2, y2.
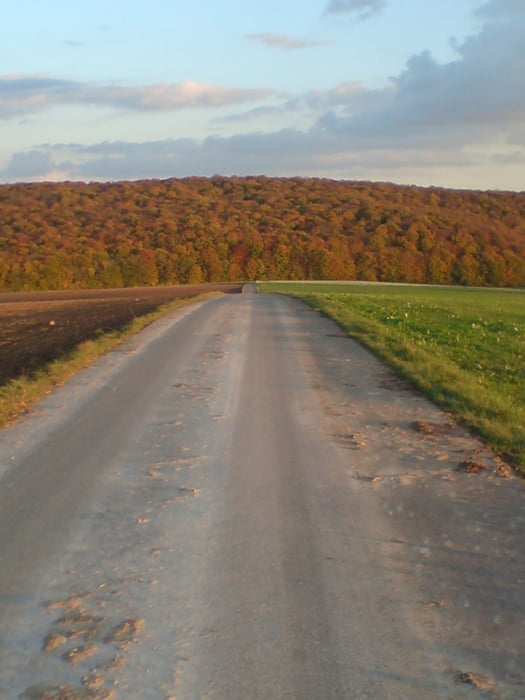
(0, 284, 242, 386)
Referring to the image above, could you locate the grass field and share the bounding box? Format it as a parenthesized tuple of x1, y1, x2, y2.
(258, 282, 525, 471)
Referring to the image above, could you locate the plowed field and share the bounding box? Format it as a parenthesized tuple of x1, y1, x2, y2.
(0, 284, 242, 385)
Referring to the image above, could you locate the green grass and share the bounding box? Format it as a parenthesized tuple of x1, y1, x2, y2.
(258, 282, 525, 471)
(0, 293, 219, 427)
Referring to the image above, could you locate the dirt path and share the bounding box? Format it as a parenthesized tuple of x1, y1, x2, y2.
(0, 291, 523, 699)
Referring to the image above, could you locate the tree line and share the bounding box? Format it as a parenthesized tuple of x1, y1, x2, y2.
(0, 176, 524, 290)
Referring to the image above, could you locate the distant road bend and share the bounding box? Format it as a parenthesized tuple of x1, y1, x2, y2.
(0, 287, 524, 698)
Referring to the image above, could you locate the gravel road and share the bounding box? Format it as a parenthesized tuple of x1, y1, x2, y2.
(0, 289, 524, 699)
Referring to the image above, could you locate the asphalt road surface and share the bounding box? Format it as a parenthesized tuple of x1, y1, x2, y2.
(0, 288, 524, 699)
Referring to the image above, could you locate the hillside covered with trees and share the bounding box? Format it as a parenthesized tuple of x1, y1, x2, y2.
(0, 176, 524, 290)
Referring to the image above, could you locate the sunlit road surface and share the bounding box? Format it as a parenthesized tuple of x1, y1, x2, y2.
(0, 288, 524, 699)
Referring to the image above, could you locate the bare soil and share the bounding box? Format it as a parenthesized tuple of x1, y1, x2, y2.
(0, 284, 241, 385)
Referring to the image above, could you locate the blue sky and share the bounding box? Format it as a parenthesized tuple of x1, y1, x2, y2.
(2, 0, 524, 190)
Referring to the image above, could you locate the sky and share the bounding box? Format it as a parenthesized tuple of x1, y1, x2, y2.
(1, 0, 525, 190)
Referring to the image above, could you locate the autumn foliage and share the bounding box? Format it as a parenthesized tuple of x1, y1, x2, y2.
(0, 176, 523, 290)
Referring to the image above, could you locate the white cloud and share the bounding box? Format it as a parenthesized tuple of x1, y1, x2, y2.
(0, 76, 273, 119)
(213, 105, 291, 124)
(296, 81, 391, 114)
(107, 82, 272, 111)
(475, 0, 525, 18)
(247, 33, 328, 50)
(324, 0, 387, 20)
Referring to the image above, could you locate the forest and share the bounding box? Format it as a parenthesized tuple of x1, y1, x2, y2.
(0, 176, 524, 290)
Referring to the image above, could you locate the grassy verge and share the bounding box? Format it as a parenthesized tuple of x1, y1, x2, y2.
(0, 293, 218, 427)
(258, 282, 525, 471)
